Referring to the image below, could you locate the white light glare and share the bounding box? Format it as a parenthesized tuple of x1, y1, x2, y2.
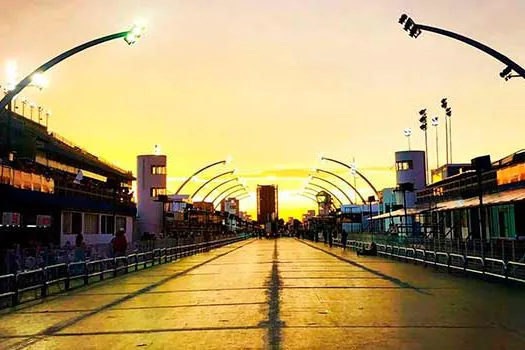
(31, 72, 48, 90)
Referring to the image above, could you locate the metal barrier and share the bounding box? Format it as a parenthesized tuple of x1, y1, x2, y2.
(507, 261, 525, 283)
(0, 235, 250, 308)
(332, 238, 525, 285)
(449, 253, 466, 272)
(465, 256, 485, 275)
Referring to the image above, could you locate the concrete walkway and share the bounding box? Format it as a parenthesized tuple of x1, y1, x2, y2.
(0, 238, 524, 349)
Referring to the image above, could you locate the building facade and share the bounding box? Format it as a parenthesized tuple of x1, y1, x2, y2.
(0, 111, 136, 249)
(136, 154, 167, 237)
(257, 185, 278, 224)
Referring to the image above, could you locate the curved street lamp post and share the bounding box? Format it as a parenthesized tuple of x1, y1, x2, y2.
(320, 157, 380, 198)
(315, 168, 366, 204)
(399, 14, 525, 81)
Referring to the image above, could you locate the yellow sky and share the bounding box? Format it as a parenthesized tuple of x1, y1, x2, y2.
(1, 0, 525, 219)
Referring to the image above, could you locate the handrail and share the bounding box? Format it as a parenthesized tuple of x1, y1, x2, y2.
(0, 234, 251, 308)
(313, 237, 525, 285)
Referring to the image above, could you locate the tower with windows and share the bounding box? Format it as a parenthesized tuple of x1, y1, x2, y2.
(137, 147, 167, 236)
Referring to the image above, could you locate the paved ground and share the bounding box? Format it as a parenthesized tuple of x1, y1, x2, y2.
(0, 238, 524, 349)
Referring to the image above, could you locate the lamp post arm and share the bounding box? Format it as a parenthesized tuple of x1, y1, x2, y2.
(317, 169, 367, 204)
(214, 189, 247, 210)
(306, 183, 343, 207)
(0, 31, 130, 111)
(322, 157, 380, 197)
(417, 24, 525, 78)
(212, 184, 243, 204)
(311, 176, 354, 205)
(202, 178, 237, 202)
(190, 170, 234, 199)
(175, 160, 226, 195)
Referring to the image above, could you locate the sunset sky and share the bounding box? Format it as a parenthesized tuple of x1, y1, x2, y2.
(1, 0, 525, 219)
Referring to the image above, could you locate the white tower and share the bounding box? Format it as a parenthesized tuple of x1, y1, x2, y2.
(137, 146, 167, 236)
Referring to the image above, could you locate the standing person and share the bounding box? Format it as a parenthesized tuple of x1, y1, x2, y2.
(112, 228, 128, 257)
(342, 230, 348, 250)
(74, 233, 86, 262)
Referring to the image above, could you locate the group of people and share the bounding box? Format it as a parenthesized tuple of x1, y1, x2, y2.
(73, 228, 128, 262)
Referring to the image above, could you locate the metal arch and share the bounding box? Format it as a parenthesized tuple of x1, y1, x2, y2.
(202, 178, 238, 202)
(306, 183, 343, 207)
(316, 169, 366, 204)
(190, 170, 235, 199)
(0, 31, 131, 111)
(214, 188, 247, 210)
(321, 157, 380, 198)
(298, 193, 319, 204)
(175, 160, 226, 195)
(212, 184, 244, 204)
(311, 176, 354, 205)
(299, 193, 336, 211)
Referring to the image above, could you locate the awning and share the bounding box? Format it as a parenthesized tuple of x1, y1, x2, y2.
(370, 207, 426, 220)
(434, 187, 525, 211)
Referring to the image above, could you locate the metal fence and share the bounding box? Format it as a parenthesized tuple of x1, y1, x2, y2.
(0, 234, 251, 310)
(344, 234, 525, 263)
(326, 235, 525, 284)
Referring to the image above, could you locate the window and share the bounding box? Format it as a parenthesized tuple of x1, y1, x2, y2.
(101, 215, 115, 234)
(396, 160, 413, 171)
(150, 187, 167, 197)
(84, 213, 99, 234)
(116, 216, 126, 232)
(151, 166, 166, 175)
(63, 211, 82, 235)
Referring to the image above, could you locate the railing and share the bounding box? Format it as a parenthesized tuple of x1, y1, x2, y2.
(0, 234, 251, 309)
(344, 233, 525, 263)
(327, 237, 525, 285)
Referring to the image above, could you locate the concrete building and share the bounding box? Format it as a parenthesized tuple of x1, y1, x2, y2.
(221, 197, 240, 216)
(136, 153, 167, 237)
(395, 150, 427, 208)
(257, 185, 278, 224)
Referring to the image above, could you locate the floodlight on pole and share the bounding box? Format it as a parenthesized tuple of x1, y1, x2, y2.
(441, 98, 453, 164)
(0, 22, 146, 112)
(404, 128, 412, 150)
(432, 116, 440, 168)
(398, 13, 525, 81)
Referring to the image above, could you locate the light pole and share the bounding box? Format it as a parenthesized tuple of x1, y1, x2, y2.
(202, 177, 238, 202)
(432, 116, 439, 168)
(212, 184, 244, 205)
(441, 98, 453, 164)
(45, 110, 51, 129)
(175, 158, 230, 195)
(213, 186, 247, 209)
(310, 175, 354, 204)
(419, 109, 429, 184)
(398, 14, 525, 81)
(190, 169, 236, 199)
(0, 23, 145, 111)
(21, 98, 27, 117)
(320, 156, 380, 198)
(306, 182, 343, 207)
(29, 102, 35, 121)
(404, 128, 412, 150)
(314, 168, 366, 204)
